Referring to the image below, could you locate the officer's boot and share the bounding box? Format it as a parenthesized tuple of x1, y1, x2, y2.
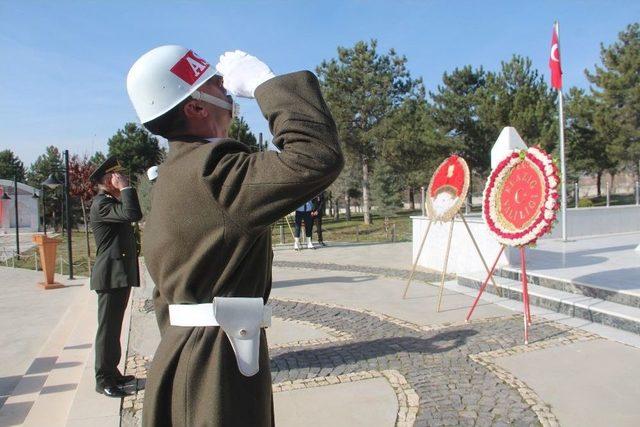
(294, 238, 301, 251)
(306, 237, 315, 250)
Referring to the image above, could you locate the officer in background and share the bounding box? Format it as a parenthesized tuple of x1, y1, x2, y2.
(89, 156, 142, 397)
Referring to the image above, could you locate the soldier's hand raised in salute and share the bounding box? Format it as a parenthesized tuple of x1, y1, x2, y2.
(111, 173, 129, 190)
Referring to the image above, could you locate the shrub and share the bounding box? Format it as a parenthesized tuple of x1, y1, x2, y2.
(578, 197, 594, 208)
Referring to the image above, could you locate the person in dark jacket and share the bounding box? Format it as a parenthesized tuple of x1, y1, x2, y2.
(294, 200, 315, 250)
(312, 191, 327, 246)
(89, 156, 142, 398)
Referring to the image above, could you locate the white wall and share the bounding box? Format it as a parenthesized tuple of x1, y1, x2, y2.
(545, 205, 640, 238)
(0, 180, 41, 233)
(412, 205, 640, 274)
(411, 215, 514, 275)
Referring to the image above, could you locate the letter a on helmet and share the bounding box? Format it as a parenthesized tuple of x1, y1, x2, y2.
(127, 45, 219, 123)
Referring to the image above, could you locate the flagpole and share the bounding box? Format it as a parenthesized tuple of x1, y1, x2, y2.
(557, 21, 567, 241)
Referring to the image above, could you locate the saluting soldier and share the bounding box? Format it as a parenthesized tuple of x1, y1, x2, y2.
(89, 157, 142, 397)
(126, 46, 343, 426)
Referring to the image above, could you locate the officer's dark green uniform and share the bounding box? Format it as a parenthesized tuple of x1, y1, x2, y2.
(89, 157, 142, 391)
(142, 71, 343, 426)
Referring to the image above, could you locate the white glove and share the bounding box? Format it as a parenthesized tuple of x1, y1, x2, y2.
(215, 50, 275, 98)
(147, 166, 158, 181)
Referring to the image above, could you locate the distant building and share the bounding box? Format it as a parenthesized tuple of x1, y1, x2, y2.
(0, 180, 40, 233)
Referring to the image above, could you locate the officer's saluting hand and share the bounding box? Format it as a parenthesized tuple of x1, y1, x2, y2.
(89, 156, 142, 398)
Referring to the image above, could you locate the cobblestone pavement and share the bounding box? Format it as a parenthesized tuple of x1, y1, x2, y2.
(122, 290, 597, 427)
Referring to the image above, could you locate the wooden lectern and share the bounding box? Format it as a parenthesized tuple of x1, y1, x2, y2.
(32, 234, 65, 289)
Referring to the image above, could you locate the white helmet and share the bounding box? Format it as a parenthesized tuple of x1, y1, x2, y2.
(127, 45, 231, 123)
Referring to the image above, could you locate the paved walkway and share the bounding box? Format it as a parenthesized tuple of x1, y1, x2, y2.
(121, 243, 640, 427)
(2, 241, 640, 426)
(0, 267, 129, 427)
(0, 267, 83, 408)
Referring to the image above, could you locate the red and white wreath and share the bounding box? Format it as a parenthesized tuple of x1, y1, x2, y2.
(483, 146, 560, 247)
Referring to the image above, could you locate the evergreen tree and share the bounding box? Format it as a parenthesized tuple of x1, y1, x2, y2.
(430, 65, 492, 177)
(229, 116, 259, 151)
(328, 147, 361, 221)
(479, 55, 557, 152)
(317, 40, 422, 224)
(108, 122, 163, 182)
(375, 98, 450, 207)
(27, 146, 63, 187)
(586, 22, 640, 180)
(371, 158, 403, 220)
(0, 150, 26, 181)
(565, 88, 618, 195)
(90, 151, 107, 167)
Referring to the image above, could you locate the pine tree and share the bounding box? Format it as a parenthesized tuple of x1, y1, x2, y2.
(317, 40, 422, 224)
(371, 158, 403, 220)
(229, 116, 259, 151)
(430, 65, 492, 177)
(586, 23, 640, 180)
(0, 150, 26, 181)
(565, 88, 618, 196)
(108, 122, 164, 182)
(479, 55, 557, 152)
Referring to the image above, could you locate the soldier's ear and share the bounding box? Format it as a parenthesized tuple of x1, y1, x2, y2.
(184, 100, 208, 119)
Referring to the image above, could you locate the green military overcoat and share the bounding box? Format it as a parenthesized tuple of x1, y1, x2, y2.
(141, 71, 343, 426)
(90, 188, 142, 291)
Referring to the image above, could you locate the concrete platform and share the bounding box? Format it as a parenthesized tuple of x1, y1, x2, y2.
(274, 377, 398, 427)
(272, 267, 512, 327)
(0, 266, 131, 427)
(494, 339, 640, 427)
(274, 241, 414, 271)
(268, 318, 334, 347)
(506, 232, 640, 303)
(0, 267, 84, 408)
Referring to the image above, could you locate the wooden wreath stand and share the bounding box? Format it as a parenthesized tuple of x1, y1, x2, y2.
(402, 213, 501, 312)
(466, 245, 532, 344)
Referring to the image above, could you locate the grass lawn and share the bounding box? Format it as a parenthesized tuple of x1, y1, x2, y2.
(9, 230, 95, 277)
(271, 210, 420, 244)
(581, 193, 637, 207)
(9, 211, 418, 276)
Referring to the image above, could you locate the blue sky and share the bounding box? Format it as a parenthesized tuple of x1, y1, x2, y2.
(1, 0, 638, 166)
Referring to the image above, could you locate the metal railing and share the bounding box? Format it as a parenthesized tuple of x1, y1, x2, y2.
(1, 248, 89, 275)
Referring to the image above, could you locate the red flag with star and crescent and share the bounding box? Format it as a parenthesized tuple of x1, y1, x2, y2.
(549, 23, 562, 89)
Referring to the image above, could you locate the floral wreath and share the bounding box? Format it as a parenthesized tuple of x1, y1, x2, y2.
(483, 146, 560, 247)
(426, 155, 470, 223)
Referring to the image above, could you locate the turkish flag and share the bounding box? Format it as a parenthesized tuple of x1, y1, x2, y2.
(549, 23, 562, 89)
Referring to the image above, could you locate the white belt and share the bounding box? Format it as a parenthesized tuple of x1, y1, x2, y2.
(168, 302, 272, 327)
(168, 297, 271, 377)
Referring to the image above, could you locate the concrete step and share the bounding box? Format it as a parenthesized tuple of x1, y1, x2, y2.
(0, 283, 132, 427)
(64, 290, 132, 427)
(494, 266, 640, 309)
(458, 272, 640, 335)
(0, 287, 90, 426)
(21, 289, 96, 427)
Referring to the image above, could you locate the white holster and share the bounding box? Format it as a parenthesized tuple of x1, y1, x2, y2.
(168, 297, 271, 377)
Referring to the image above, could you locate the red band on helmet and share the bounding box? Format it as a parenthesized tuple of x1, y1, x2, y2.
(170, 50, 210, 85)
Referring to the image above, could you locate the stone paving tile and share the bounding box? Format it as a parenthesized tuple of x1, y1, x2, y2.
(272, 260, 449, 283)
(122, 294, 596, 426)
